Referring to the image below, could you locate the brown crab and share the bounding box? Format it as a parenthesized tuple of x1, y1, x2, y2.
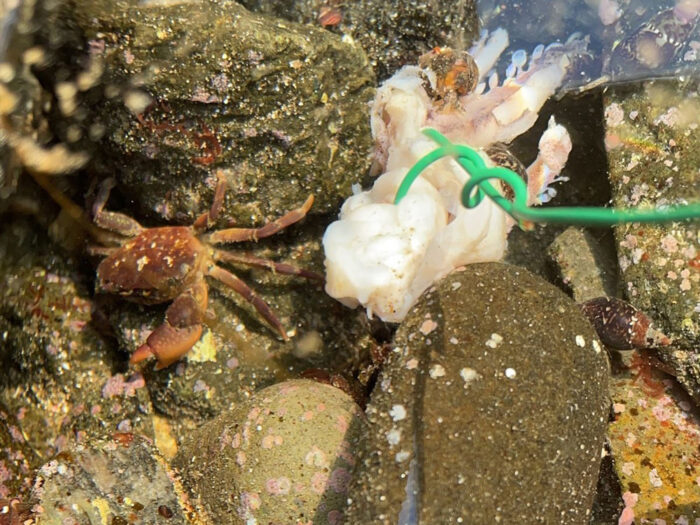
(90, 174, 322, 370)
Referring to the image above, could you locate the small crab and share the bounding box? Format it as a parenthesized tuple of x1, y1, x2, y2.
(418, 47, 479, 106)
(90, 174, 322, 370)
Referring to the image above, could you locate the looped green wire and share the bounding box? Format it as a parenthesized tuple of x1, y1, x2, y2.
(394, 128, 700, 227)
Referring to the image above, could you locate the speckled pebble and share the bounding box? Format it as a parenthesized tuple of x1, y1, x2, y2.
(347, 263, 610, 524)
(174, 379, 367, 524)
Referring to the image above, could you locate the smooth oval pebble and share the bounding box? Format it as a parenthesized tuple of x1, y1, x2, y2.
(174, 379, 367, 524)
(347, 263, 610, 524)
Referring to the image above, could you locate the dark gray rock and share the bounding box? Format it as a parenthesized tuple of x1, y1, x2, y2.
(239, 0, 479, 81)
(548, 226, 619, 302)
(347, 263, 610, 524)
(174, 379, 367, 524)
(67, 0, 375, 224)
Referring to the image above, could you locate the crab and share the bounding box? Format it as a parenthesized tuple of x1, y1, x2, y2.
(89, 174, 322, 370)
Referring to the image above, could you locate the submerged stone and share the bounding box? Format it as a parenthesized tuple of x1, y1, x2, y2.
(31, 434, 195, 524)
(0, 218, 154, 459)
(174, 379, 367, 524)
(604, 79, 700, 401)
(239, 0, 479, 81)
(67, 0, 375, 224)
(347, 263, 610, 523)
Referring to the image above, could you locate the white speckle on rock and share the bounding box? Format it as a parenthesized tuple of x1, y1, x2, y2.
(395, 450, 410, 463)
(390, 404, 407, 421)
(504, 367, 517, 379)
(460, 367, 481, 387)
(575, 335, 585, 347)
(429, 364, 446, 379)
(592, 340, 602, 354)
(604, 102, 624, 126)
(485, 333, 503, 348)
(386, 428, 401, 446)
(418, 319, 437, 335)
(649, 468, 663, 487)
(450, 337, 459, 344)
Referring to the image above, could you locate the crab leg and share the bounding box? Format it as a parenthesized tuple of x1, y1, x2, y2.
(87, 245, 120, 257)
(211, 249, 324, 281)
(193, 169, 227, 231)
(207, 264, 289, 341)
(204, 195, 314, 244)
(92, 178, 145, 237)
(131, 323, 203, 370)
(130, 280, 209, 370)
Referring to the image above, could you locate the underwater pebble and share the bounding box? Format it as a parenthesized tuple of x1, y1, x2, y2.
(174, 379, 366, 524)
(347, 263, 609, 523)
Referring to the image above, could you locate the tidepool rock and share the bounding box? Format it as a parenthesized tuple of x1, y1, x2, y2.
(0, 404, 38, 499)
(239, 0, 479, 81)
(31, 433, 196, 524)
(0, 218, 153, 458)
(607, 352, 700, 523)
(347, 263, 610, 523)
(604, 79, 700, 401)
(174, 379, 367, 524)
(548, 226, 619, 302)
(64, 0, 375, 224)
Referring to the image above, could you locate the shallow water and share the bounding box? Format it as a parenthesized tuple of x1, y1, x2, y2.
(478, 0, 700, 92)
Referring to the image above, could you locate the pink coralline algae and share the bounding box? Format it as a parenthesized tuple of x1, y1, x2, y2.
(328, 467, 352, 493)
(101, 373, 145, 398)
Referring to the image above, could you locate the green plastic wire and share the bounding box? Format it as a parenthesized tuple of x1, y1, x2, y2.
(393, 128, 700, 227)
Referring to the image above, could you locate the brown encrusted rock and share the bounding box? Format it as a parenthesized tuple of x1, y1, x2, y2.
(0, 404, 39, 499)
(0, 218, 154, 459)
(347, 263, 610, 523)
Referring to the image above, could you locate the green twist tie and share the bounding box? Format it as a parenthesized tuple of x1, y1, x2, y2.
(394, 128, 700, 227)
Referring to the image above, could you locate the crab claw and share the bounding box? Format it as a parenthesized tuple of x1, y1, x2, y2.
(130, 322, 203, 370)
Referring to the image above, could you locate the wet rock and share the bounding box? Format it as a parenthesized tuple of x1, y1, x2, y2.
(548, 226, 619, 302)
(0, 404, 38, 499)
(239, 0, 479, 81)
(31, 433, 195, 524)
(65, 0, 374, 224)
(0, 0, 84, 200)
(347, 263, 610, 523)
(0, 218, 154, 458)
(607, 351, 700, 523)
(173, 379, 367, 524)
(604, 79, 700, 400)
